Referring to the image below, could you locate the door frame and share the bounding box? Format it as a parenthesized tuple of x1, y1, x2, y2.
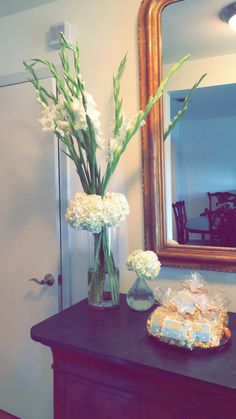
(0, 68, 71, 310)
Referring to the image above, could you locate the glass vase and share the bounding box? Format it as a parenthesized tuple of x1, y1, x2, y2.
(126, 276, 155, 311)
(88, 226, 119, 309)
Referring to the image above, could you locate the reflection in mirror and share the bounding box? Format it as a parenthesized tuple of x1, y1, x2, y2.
(162, 0, 236, 249)
(138, 0, 236, 271)
(165, 83, 236, 248)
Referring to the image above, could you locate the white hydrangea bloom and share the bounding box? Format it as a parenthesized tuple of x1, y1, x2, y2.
(65, 193, 104, 233)
(65, 192, 129, 233)
(126, 249, 161, 280)
(103, 192, 129, 227)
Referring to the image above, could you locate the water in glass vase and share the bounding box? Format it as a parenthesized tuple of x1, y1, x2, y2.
(88, 226, 120, 309)
(126, 276, 155, 311)
(88, 267, 119, 309)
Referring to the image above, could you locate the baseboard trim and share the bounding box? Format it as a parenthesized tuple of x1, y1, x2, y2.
(0, 409, 20, 419)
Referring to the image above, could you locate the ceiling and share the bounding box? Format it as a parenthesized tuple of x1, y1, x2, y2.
(170, 83, 236, 120)
(162, 0, 236, 64)
(2, 0, 236, 122)
(162, 0, 236, 121)
(0, 0, 57, 18)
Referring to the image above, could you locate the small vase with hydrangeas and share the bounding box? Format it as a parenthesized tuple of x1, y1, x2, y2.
(126, 249, 161, 311)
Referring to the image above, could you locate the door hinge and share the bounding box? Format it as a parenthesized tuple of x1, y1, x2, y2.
(58, 274, 63, 285)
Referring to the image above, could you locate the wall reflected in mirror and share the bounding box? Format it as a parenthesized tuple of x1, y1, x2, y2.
(161, 0, 236, 248)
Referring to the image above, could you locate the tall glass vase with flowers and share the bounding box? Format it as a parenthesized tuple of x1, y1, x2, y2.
(65, 191, 129, 307)
(23, 34, 205, 308)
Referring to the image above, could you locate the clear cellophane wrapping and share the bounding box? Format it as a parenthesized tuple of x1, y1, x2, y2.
(147, 272, 229, 349)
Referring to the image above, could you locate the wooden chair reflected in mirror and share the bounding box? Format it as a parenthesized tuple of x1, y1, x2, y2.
(172, 200, 210, 245)
(207, 192, 236, 212)
(172, 201, 188, 244)
(206, 207, 236, 247)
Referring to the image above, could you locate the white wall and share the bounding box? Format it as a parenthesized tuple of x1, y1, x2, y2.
(163, 52, 236, 91)
(0, 0, 144, 302)
(172, 115, 236, 219)
(1, 0, 236, 318)
(1, 4, 236, 418)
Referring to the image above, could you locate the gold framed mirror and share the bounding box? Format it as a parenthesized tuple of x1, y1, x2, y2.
(138, 0, 236, 272)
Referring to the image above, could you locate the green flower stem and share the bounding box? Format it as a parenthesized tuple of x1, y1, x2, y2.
(60, 33, 85, 94)
(101, 228, 119, 303)
(88, 232, 105, 305)
(75, 132, 92, 187)
(88, 228, 119, 306)
(164, 72, 207, 140)
(93, 232, 103, 269)
(101, 54, 191, 194)
(58, 132, 90, 192)
(113, 54, 127, 137)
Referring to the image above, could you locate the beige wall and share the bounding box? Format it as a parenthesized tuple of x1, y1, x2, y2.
(1, 0, 236, 311)
(0, 0, 143, 302)
(164, 52, 236, 90)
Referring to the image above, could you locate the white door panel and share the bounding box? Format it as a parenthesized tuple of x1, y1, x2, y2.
(0, 79, 62, 419)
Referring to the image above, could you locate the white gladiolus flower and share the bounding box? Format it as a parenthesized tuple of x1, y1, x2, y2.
(96, 135, 107, 149)
(39, 104, 57, 131)
(107, 113, 143, 161)
(126, 249, 161, 280)
(107, 137, 122, 161)
(85, 92, 99, 117)
(119, 113, 132, 137)
(71, 97, 87, 130)
(38, 94, 70, 134)
(84, 92, 104, 147)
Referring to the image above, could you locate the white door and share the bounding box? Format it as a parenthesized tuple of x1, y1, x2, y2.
(0, 77, 67, 419)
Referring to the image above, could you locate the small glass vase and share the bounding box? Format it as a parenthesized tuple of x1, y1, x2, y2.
(88, 226, 119, 309)
(126, 276, 155, 311)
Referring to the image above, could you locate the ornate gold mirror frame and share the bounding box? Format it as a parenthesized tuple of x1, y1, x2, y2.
(138, 0, 236, 272)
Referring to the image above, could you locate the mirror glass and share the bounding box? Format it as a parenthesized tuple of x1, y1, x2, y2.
(162, 0, 236, 248)
(138, 0, 236, 271)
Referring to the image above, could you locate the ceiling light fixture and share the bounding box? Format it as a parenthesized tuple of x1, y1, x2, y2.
(220, 2, 236, 31)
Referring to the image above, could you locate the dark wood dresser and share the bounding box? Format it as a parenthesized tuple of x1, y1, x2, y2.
(31, 294, 236, 419)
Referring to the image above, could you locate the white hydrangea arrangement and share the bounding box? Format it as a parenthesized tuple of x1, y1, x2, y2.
(126, 249, 161, 280)
(65, 192, 129, 233)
